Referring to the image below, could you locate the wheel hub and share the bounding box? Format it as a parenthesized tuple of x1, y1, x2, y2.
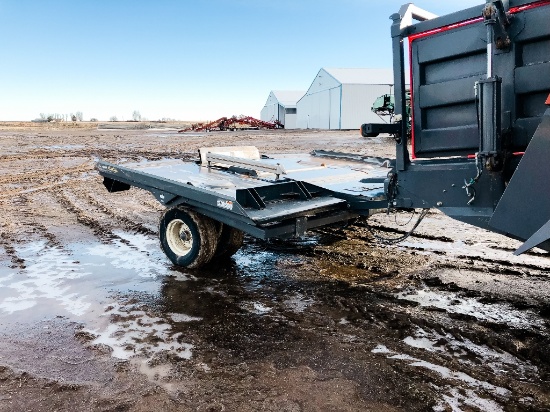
(166, 219, 193, 257)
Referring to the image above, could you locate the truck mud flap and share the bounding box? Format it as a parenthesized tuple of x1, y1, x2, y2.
(103, 177, 130, 193)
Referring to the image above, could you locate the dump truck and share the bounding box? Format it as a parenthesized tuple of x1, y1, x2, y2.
(97, 0, 550, 268)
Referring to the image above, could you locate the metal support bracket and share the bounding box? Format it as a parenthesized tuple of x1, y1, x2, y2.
(483, 1, 511, 52)
(206, 152, 287, 179)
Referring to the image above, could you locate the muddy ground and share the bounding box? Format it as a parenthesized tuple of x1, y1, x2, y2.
(0, 122, 548, 411)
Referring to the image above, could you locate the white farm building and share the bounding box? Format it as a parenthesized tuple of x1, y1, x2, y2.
(260, 90, 305, 129)
(296, 68, 393, 130)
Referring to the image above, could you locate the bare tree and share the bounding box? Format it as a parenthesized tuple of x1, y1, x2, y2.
(132, 110, 141, 122)
(39, 113, 46, 120)
(110, 116, 118, 122)
(75, 111, 83, 121)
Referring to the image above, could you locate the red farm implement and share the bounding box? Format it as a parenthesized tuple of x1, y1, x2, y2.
(178, 116, 283, 133)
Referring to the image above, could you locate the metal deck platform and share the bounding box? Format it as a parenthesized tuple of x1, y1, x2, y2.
(97, 149, 390, 239)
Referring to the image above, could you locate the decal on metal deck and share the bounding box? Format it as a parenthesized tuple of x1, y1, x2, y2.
(99, 164, 119, 174)
(217, 199, 233, 211)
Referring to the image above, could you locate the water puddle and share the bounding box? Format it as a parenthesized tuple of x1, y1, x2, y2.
(0, 235, 318, 389)
(0, 241, 92, 317)
(0, 232, 171, 323)
(234, 249, 279, 269)
(86, 230, 169, 281)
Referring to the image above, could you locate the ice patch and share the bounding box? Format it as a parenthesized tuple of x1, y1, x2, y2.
(404, 328, 538, 378)
(0, 273, 14, 287)
(241, 301, 272, 315)
(252, 302, 272, 314)
(170, 313, 202, 322)
(0, 241, 91, 316)
(396, 289, 544, 329)
(0, 298, 36, 313)
(435, 387, 506, 412)
(86, 303, 194, 360)
(405, 359, 509, 397)
(373, 344, 510, 410)
(283, 293, 313, 313)
(371, 344, 392, 354)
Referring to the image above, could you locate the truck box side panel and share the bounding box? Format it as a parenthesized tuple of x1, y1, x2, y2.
(410, 2, 550, 158)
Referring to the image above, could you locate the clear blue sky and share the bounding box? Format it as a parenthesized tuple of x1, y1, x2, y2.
(0, 0, 482, 121)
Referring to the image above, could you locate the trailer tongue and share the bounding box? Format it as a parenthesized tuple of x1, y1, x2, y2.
(97, 147, 390, 268)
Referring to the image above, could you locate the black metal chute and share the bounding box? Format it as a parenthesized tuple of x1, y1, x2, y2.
(489, 107, 550, 253)
(514, 219, 550, 255)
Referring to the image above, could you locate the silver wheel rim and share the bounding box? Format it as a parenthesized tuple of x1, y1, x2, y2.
(166, 219, 193, 257)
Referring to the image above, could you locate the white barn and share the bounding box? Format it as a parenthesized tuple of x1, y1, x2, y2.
(260, 90, 305, 129)
(296, 68, 393, 130)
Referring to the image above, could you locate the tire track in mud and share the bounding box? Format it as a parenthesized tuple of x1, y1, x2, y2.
(0, 161, 93, 185)
(0, 149, 195, 164)
(0, 163, 95, 202)
(0, 180, 82, 202)
(303, 224, 550, 406)
(79, 192, 156, 237)
(353, 220, 455, 243)
(0, 195, 83, 270)
(0, 194, 34, 269)
(354, 215, 550, 280)
(137, 196, 165, 212)
(52, 188, 156, 247)
(52, 189, 125, 243)
(0, 231, 26, 269)
(28, 221, 64, 249)
(435, 259, 550, 281)
(311, 281, 550, 408)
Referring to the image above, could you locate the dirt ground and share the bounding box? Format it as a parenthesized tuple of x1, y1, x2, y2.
(0, 122, 548, 411)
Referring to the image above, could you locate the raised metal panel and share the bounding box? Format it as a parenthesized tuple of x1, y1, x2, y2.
(417, 126, 478, 154)
(515, 62, 550, 95)
(419, 77, 478, 109)
(423, 53, 486, 85)
(521, 38, 550, 65)
(416, 26, 486, 64)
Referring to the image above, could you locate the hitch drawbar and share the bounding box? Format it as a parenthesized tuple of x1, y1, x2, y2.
(360, 123, 400, 138)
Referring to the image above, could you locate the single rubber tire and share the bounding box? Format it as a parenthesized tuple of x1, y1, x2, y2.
(213, 224, 244, 259)
(159, 207, 219, 268)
